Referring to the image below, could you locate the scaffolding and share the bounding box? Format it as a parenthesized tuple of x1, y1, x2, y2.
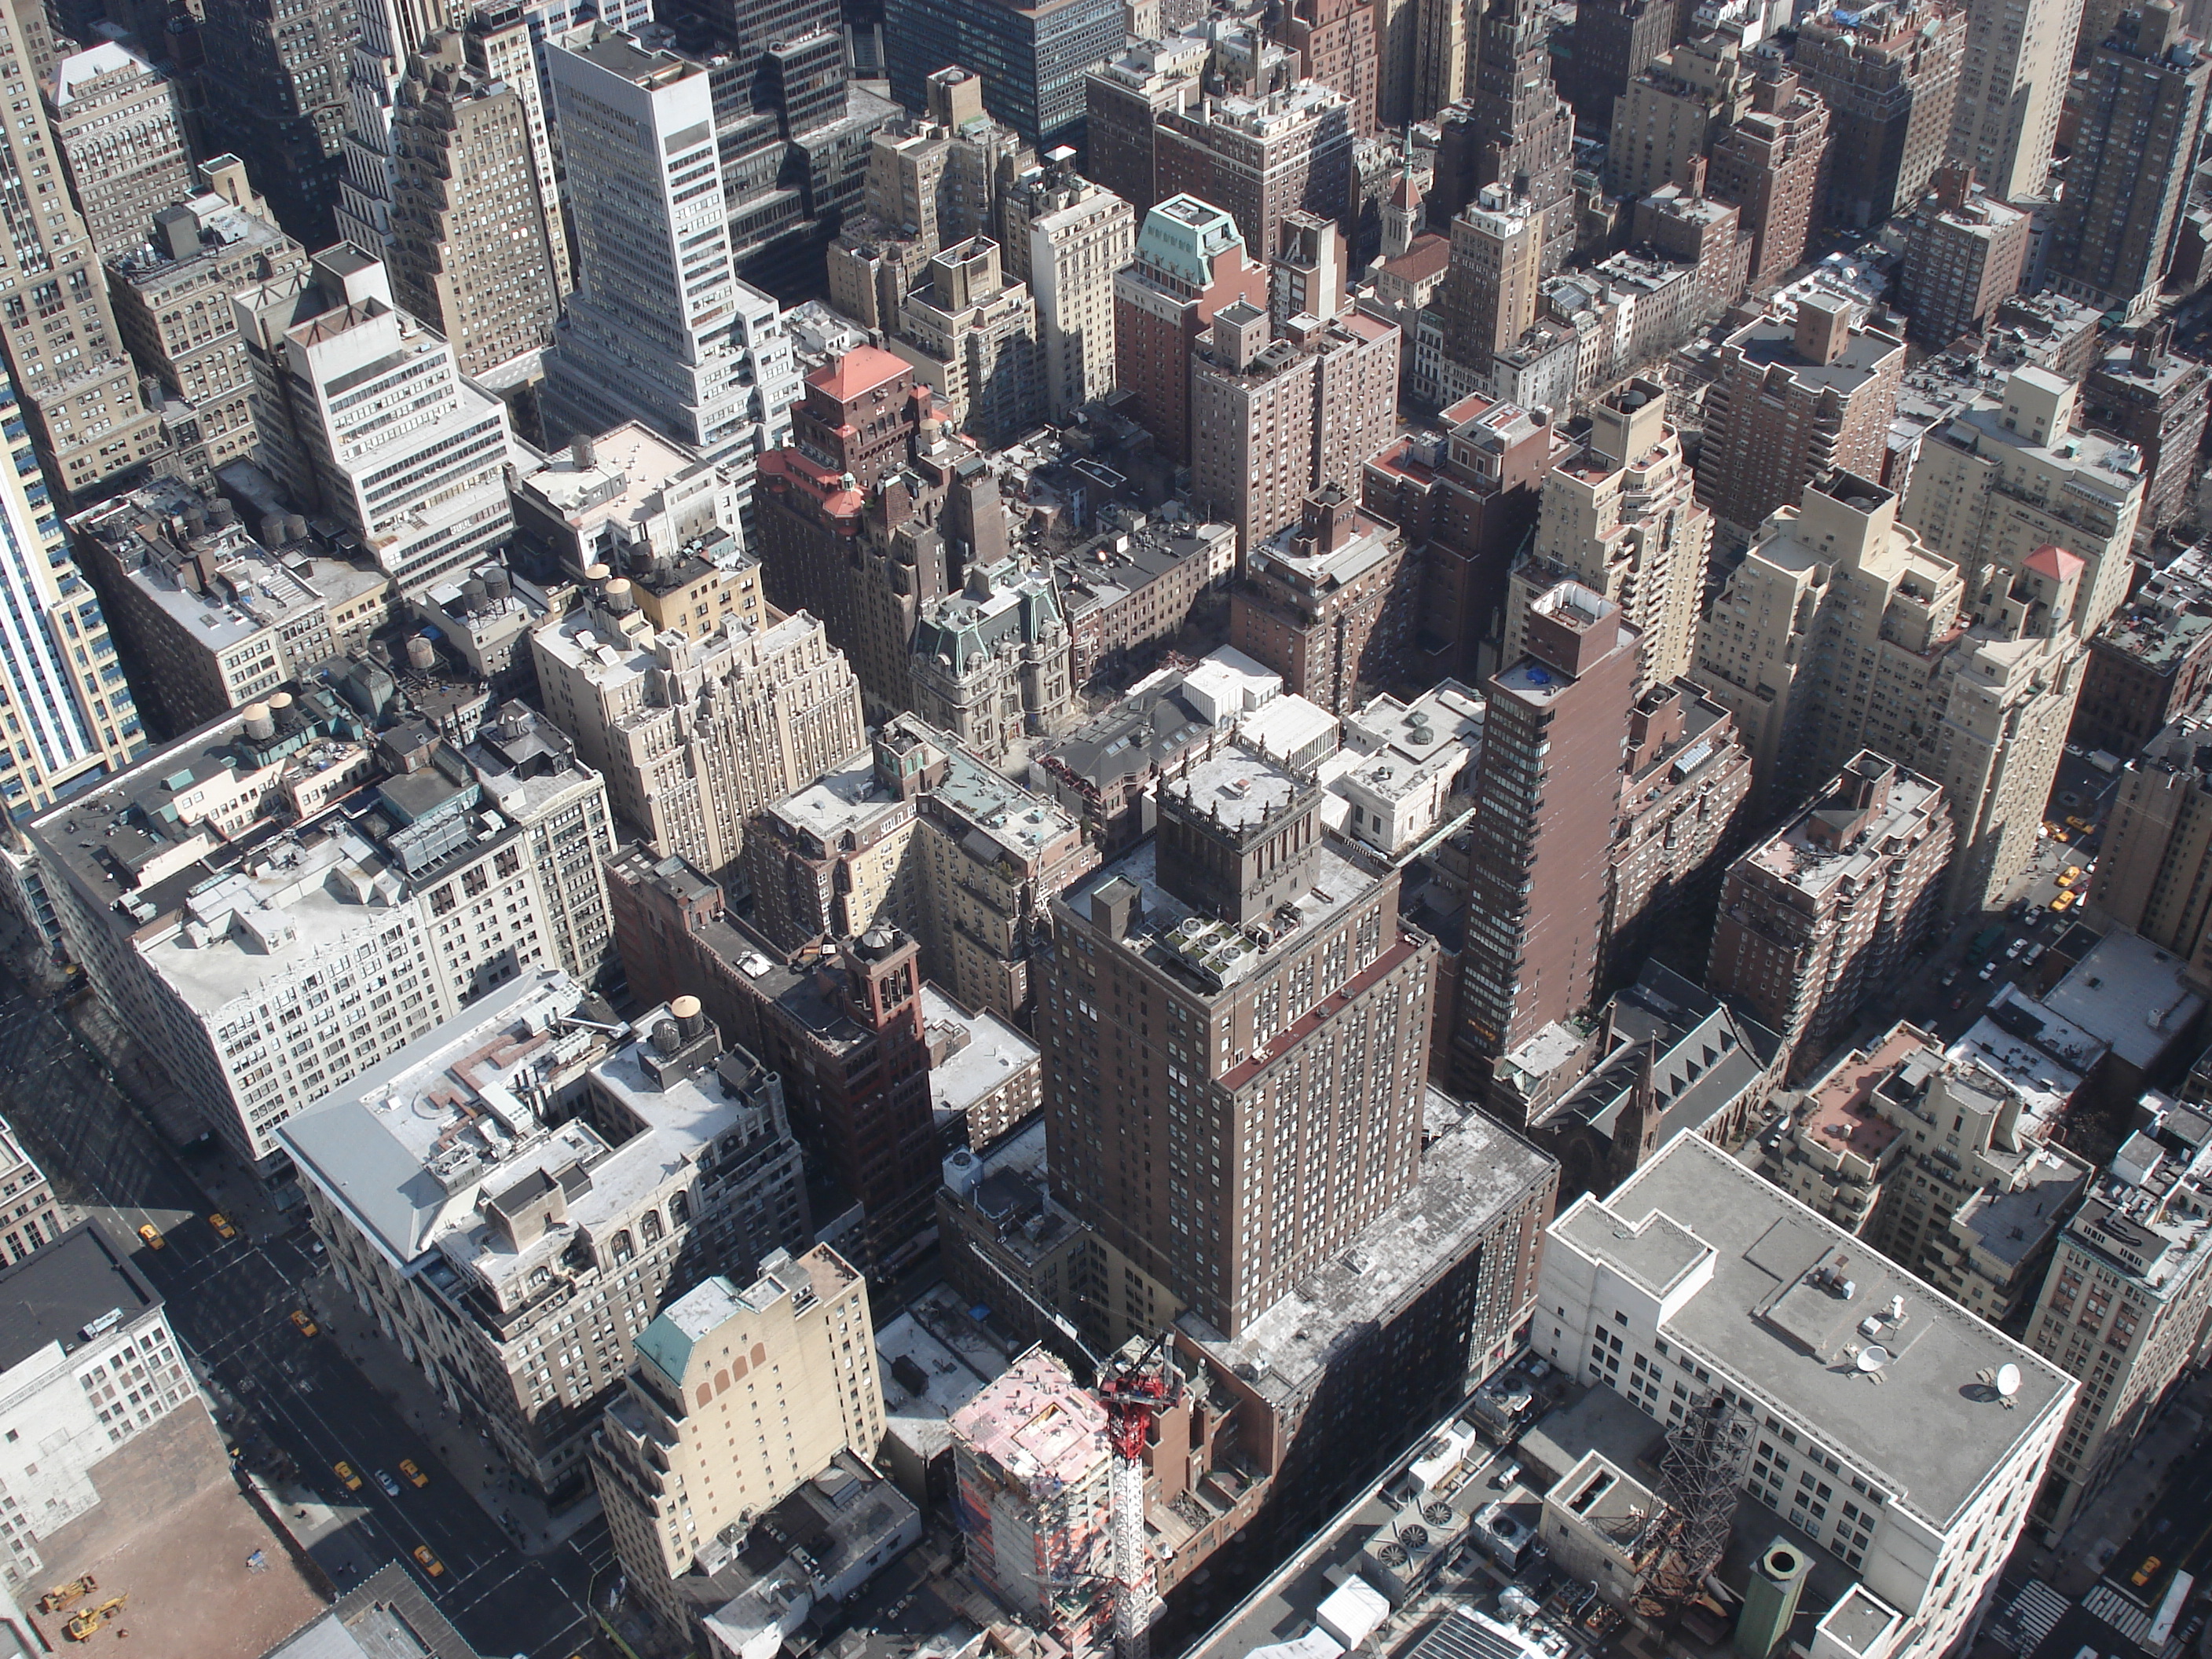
(1635, 1390, 1752, 1625)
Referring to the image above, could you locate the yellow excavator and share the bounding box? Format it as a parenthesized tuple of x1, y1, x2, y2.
(65, 1594, 126, 1642)
(38, 1576, 95, 1613)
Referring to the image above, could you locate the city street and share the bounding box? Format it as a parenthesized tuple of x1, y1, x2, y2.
(0, 964, 617, 1659)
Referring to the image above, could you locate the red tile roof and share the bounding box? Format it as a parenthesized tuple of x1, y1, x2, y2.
(807, 344, 910, 402)
(2023, 543, 2086, 582)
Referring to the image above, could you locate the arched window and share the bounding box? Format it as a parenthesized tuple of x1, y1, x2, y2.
(669, 1192, 691, 1226)
(610, 1230, 635, 1265)
(640, 1210, 665, 1246)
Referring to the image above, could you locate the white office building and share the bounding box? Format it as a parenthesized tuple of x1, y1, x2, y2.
(1536, 1133, 2073, 1659)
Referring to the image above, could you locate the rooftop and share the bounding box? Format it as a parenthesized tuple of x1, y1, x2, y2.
(949, 1346, 1109, 1489)
(2040, 931, 2206, 1069)
(808, 343, 911, 403)
(1721, 311, 1901, 396)
(1179, 1100, 1558, 1410)
(1745, 762, 1946, 899)
(764, 749, 910, 856)
(897, 718, 1084, 867)
(262, 1563, 481, 1659)
(921, 984, 1038, 1122)
(876, 1286, 1016, 1468)
(0, 1221, 164, 1373)
(1551, 1133, 2075, 1529)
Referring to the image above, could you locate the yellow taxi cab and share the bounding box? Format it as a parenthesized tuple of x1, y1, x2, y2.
(136, 1222, 165, 1250)
(2066, 815, 2092, 832)
(334, 1461, 364, 1491)
(208, 1213, 238, 1240)
(289, 1309, 319, 1337)
(2052, 890, 2077, 912)
(399, 1459, 428, 1489)
(2131, 1555, 2162, 1588)
(412, 1546, 445, 1577)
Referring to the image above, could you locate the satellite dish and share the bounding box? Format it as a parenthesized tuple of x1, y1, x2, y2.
(1856, 1345, 1890, 1372)
(1996, 1363, 2021, 1398)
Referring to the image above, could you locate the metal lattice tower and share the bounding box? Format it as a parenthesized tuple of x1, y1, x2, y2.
(1640, 1390, 1752, 1622)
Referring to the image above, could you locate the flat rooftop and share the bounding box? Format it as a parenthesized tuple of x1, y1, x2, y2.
(0, 1221, 163, 1372)
(1551, 1133, 2074, 1531)
(262, 1563, 479, 1659)
(949, 1347, 1109, 1489)
(1745, 765, 1946, 898)
(876, 1286, 1014, 1467)
(765, 748, 908, 851)
(2040, 932, 2206, 1069)
(920, 986, 1038, 1119)
(515, 419, 705, 529)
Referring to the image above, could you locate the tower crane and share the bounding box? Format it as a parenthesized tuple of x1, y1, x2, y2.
(957, 1245, 1179, 1659)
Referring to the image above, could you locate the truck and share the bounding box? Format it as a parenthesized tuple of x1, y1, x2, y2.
(1968, 924, 2005, 958)
(2089, 749, 2122, 775)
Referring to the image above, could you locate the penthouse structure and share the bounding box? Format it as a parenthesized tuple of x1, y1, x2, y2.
(1229, 485, 1417, 713)
(1538, 1133, 2075, 1659)
(282, 975, 811, 1495)
(2021, 1127, 2212, 1541)
(530, 581, 865, 888)
(508, 423, 751, 594)
(27, 698, 617, 1168)
(1706, 754, 1953, 1075)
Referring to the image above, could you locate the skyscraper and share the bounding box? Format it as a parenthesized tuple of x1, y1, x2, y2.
(233, 247, 518, 595)
(1042, 727, 1439, 1337)
(1507, 379, 1711, 691)
(0, 0, 165, 507)
(1463, 0, 1576, 273)
(198, 0, 357, 246)
(1284, 0, 1380, 134)
(1706, 68, 1832, 284)
(0, 353, 143, 823)
(1453, 580, 1639, 1090)
(1694, 295, 1904, 543)
(1112, 194, 1269, 465)
(45, 38, 194, 263)
(1946, 0, 2078, 201)
(1002, 156, 1134, 421)
(1605, 33, 1757, 200)
(883, 0, 1124, 147)
(384, 31, 563, 379)
(2046, 2, 2209, 321)
(1899, 163, 2031, 346)
(1560, 0, 1682, 130)
(542, 31, 802, 472)
(1791, 0, 1965, 229)
(1154, 81, 1358, 262)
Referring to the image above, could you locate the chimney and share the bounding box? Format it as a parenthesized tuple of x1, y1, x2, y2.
(1793, 293, 1851, 367)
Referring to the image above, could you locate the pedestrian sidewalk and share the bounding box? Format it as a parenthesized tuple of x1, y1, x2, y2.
(302, 1273, 602, 1558)
(2011, 1372, 2211, 1595)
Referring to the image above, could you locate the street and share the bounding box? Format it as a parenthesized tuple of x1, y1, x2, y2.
(0, 964, 617, 1659)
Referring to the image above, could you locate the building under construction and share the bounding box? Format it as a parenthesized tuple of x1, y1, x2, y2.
(950, 1348, 1117, 1657)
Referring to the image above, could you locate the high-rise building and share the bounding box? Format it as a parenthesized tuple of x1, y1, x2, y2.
(106, 159, 310, 490)
(591, 1248, 883, 1636)
(1154, 82, 1357, 262)
(1603, 681, 1753, 979)
(1189, 301, 1400, 552)
(0, 0, 165, 508)
(1558, 0, 1681, 130)
(1946, 0, 2078, 202)
(1002, 156, 1133, 421)
(509, 421, 751, 588)
(197, 0, 356, 245)
(753, 344, 985, 714)
(1605, 33, 1757, 200)
(1082, 36, 1206, 217)
(883, 0, 1123, 147)
(1284, 0, 1379, 134)
(2080, 323, 2212, 541)
(1902, 364, 2142, 644)
(383, 30, 563, 380)
(282, 976, 812, 1494)
(1537, 1132, 2073, 1659)
(0, 357, 145, 823)
(233, 247, 517, 597)
(1112, 194, 1269, 465)
(45, 39, 192, 263)
(1437, 185, 1546, 375)
(1229, 484, 1417, 710)
(1462, 0, 1575, 273)
(542, 32, 804, 470)
(2048, 2, 2208, 321)
(28, 698, 618, 1170)
(1706, 68, 1831, 285)
(1791, 0, 1965, 229)
(1362, 391, 1562, 686)
(889, 237, 1046, 445)
(1707, 756, 1953, 1072)
(1412, 0, 1470, 115)
(1899, 163, 2030, 347)
(1699, 467, 2090, 913)
(2086, 712, 2212, 975)
(2020, 1126, 2212, 1543)
(1452, 580, 1639, 1088)
(1506, 378, 1711, 691)
(532, 580, 866, 888)
(1041, 725, 1439, 1337)
(0, 1112, 70, 1263)
(1694, 295, 1904, 542)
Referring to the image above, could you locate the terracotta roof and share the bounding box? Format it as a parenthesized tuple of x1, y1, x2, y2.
(1382, 233, 1451, 285)
(2023, 543, 2086, 581)
(1389, 169, 1423, 209)
(806, 343, 910, 402)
